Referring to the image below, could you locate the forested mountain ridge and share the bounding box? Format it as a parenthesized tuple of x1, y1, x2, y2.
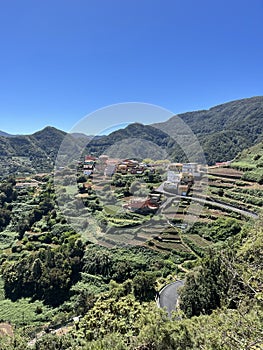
(0, 96, 262, 176)
(86, 122, 171, 160)
(156, 96, 263, 164)
(0, 127, 80, 176)
(86, 96, 263, 164)
(168, 96, 263, 138)
(0, 131, 13, 137)
(0, 126, 66, 157)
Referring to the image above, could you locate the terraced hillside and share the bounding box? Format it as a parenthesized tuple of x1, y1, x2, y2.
(96, 160, 262, 266)
(0, 142, 262, 346)
(231, 140, 263, 184)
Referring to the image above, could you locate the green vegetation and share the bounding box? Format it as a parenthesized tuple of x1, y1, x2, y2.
(1, 241, 84, 306)
(186, 218, 241, 243)
(180, 217, 262, 320)
(87, 96, 263, 164)
(0, 291, 52, 327)
(1, 97, 262, 178)
(174, 96, 263, 164)
(0, 127, 84, 176)
(1, 216, 261, 349)
(0, 132, 263, 349)
(0, 177, 16, 231)
(231, 140, 263, 184)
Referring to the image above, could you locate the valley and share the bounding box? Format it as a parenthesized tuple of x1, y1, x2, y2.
(0, 97, 262, 349)
(0, 147, 262, 348)
(1, 1, 263, 347)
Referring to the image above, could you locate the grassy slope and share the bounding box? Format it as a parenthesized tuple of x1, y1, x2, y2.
(231, 140, 263, 183)
(0, 278, 52, 327)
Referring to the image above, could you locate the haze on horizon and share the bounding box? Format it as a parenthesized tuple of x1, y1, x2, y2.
(0, 0, 262, 135)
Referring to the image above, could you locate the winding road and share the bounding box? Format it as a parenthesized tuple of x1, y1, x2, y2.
(180, 195, 259, 219)
(157, 280, 185, 318)
(156, 183, 259, 219)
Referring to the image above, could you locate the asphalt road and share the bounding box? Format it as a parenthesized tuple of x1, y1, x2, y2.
(157, 280, 185, 318)
(181, 195, 259, 219)
(156, 183, 258, 219)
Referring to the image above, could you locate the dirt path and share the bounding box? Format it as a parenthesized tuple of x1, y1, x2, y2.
(0, 323, 14, 337)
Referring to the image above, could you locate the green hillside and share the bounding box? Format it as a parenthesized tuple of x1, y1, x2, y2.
(85, 97, 263, 165)
(86, 123, 171, 160)
(155, 96, 263, 164)
(0, 136, 262, 349)
(0, 97, 262, 177)
(0, 127, 83, 176)
(231, 140, 263, 184)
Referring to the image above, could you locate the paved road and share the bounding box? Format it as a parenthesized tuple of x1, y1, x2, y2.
(180, 195, 259, 219)
(157, 280, 185, 318)
(156, 183, 258, 219)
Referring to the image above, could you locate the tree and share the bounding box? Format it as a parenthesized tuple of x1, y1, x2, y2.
(0, 207, 11, 231)
(132, 271, 156, 301)
(32, 258, 43, 279)
(83, 249, 113, 278)
(1, 240, 84, 306)
(77, 175, 88, 183)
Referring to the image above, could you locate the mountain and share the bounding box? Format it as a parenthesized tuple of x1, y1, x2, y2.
(0, 96, 262, 176)
(86, 96, 263, 165)
(86, 123, 172, 160)
(0, 127, 74, 176)
(0, 127, 105, 177)
(32, 126, 67, 159)
(0, 130, 13, 137)
(154, 96, 263, 164)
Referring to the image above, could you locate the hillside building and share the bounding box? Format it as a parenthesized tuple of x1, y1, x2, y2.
(178, 185, 190, 196)
(123, 196, 160, 214)
(182, 163, 201, 178)
(167, 163, 183, 173)
(163, 181, 178, 193)
(167, 171, 181, 183)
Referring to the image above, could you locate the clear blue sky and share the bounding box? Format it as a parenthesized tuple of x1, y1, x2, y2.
(0, 0, 262, 135)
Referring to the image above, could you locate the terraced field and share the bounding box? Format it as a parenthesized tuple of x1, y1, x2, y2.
(207, 168, 262, 215)
(97, 165, 262, 264)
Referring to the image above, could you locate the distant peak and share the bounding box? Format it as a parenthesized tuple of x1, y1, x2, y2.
(0, 130, 13, 137)
(33, 126, 66, 136)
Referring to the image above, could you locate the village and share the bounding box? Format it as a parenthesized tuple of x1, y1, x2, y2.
(77, 154, 205, 214)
